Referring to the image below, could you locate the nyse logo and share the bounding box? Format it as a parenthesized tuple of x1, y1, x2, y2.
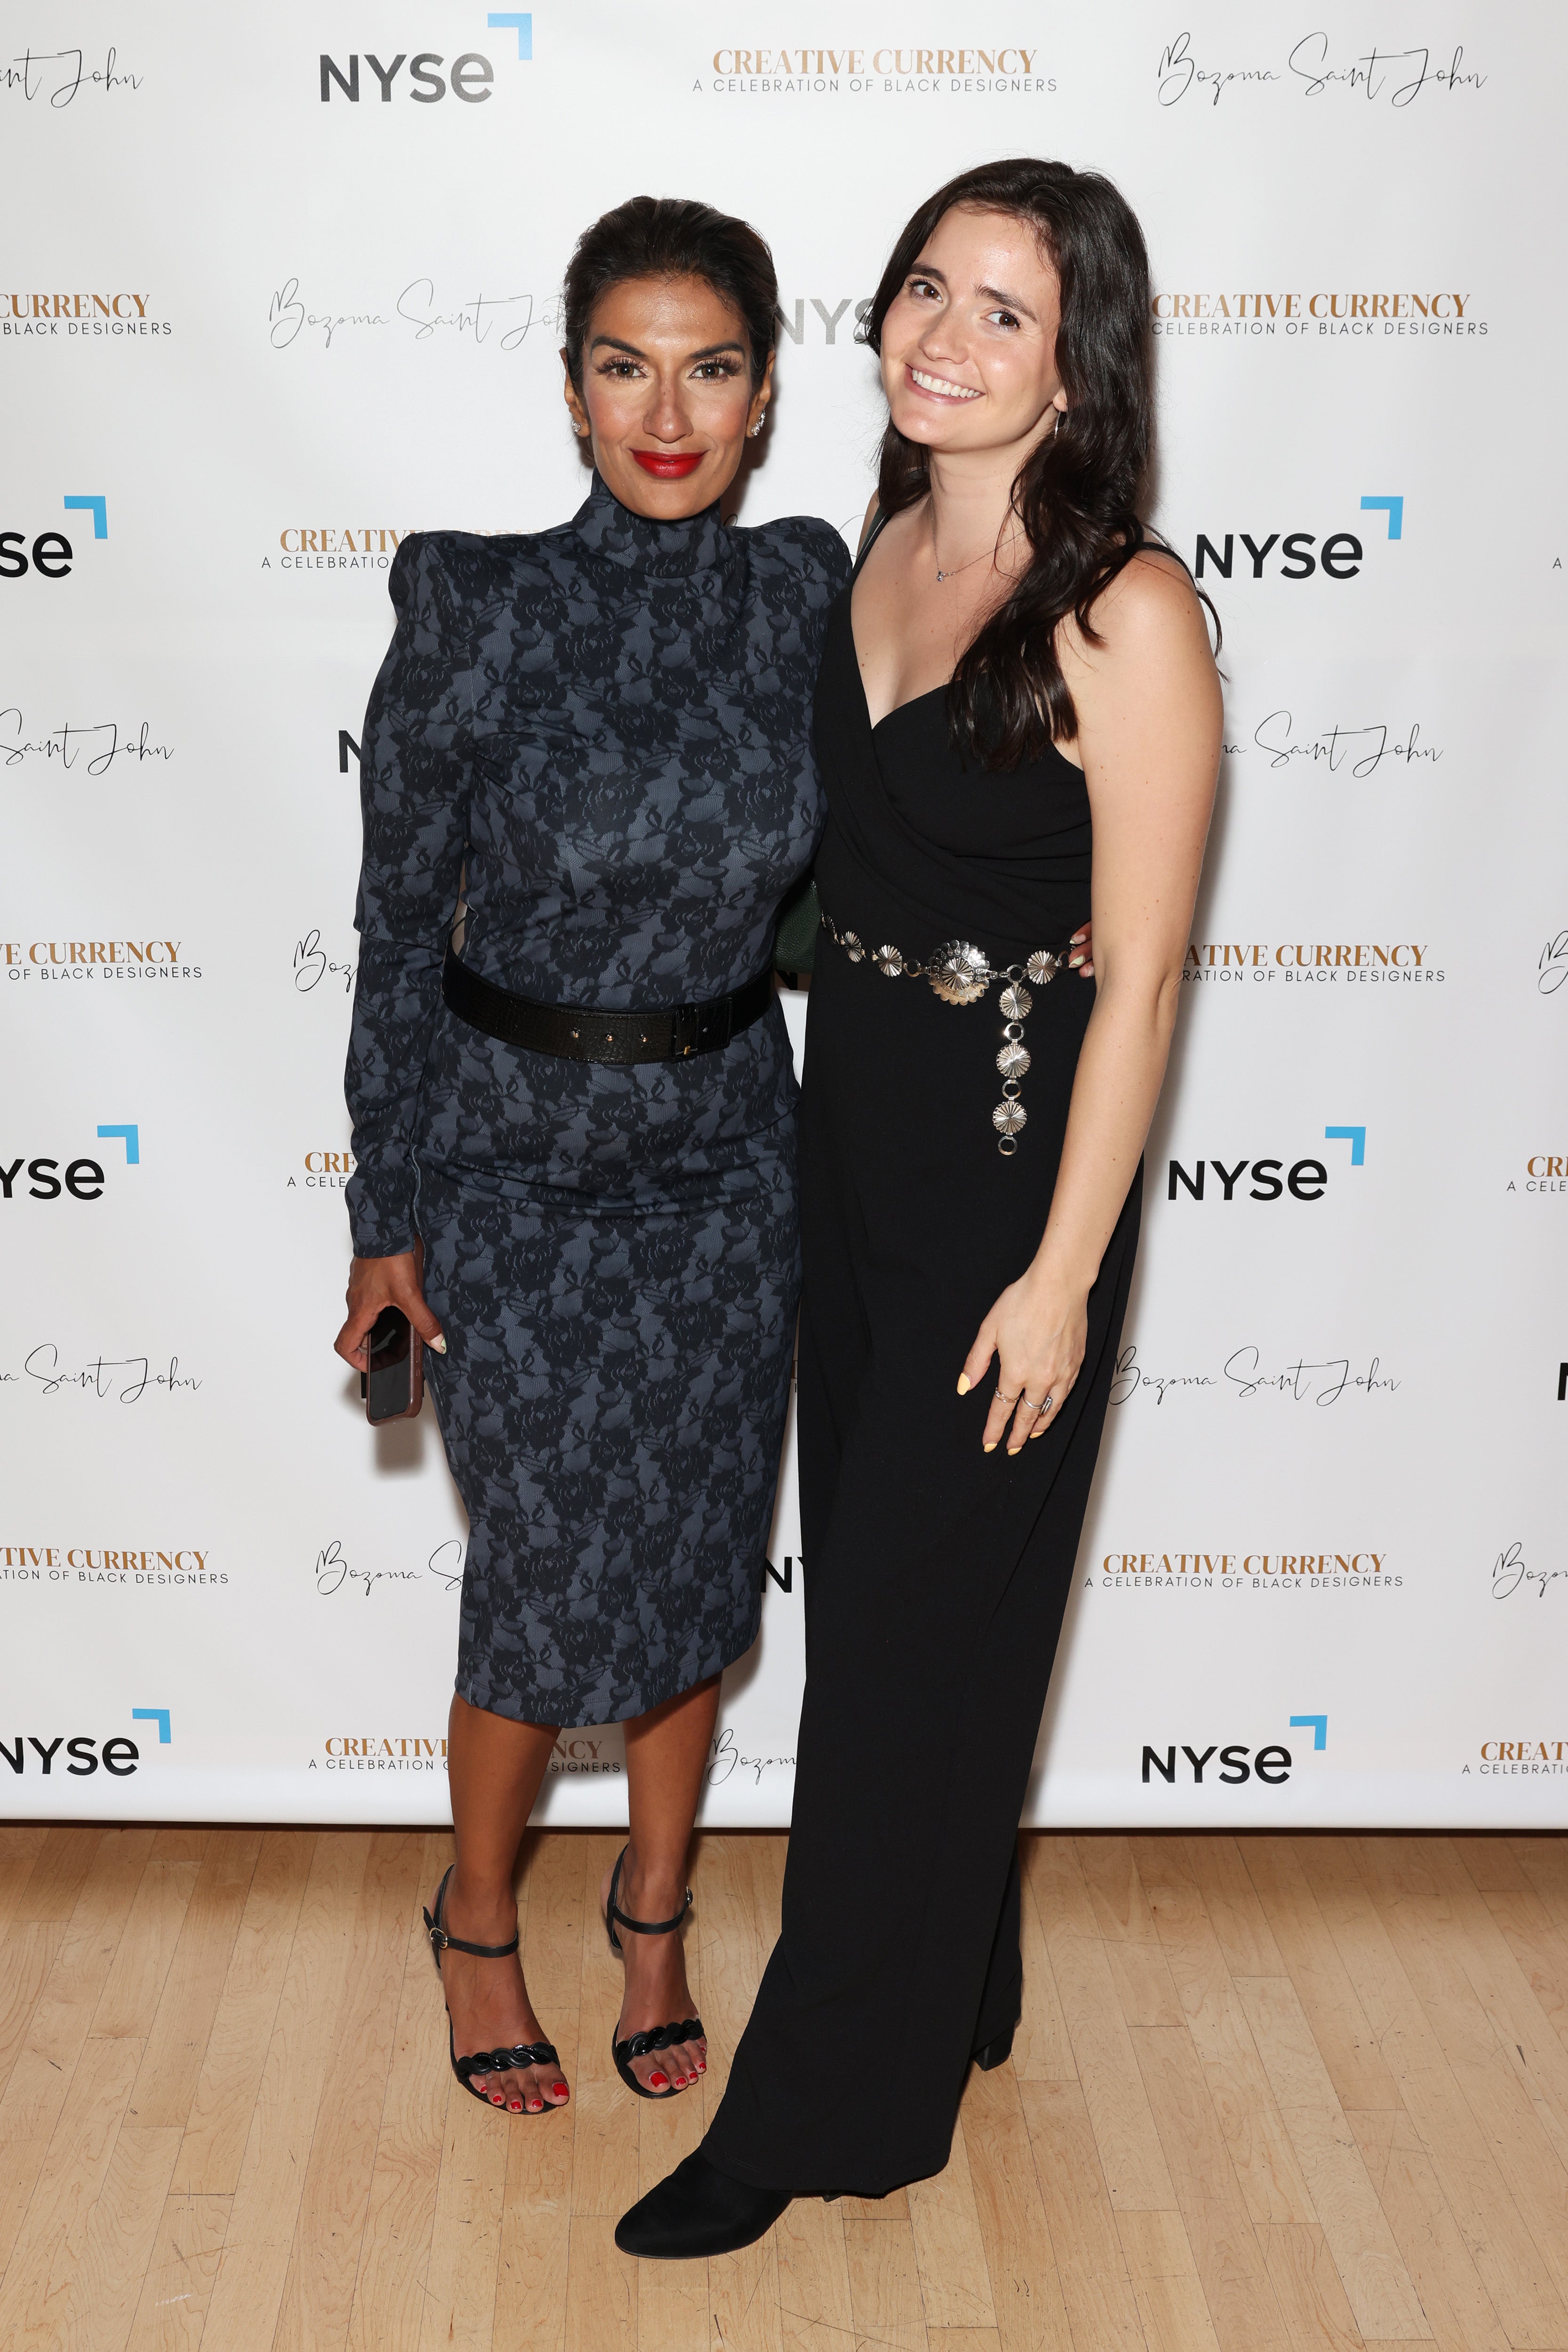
(0, 1708, 168, 1778)
(1, 1122, 137, 1202)
(1143, 1714, 1326, 1786)
(1168, 1124, 1364, 1202)
(0, 494, 107, 580)
(318, 14, 531, 101)
(1194, 495, 1402, 582)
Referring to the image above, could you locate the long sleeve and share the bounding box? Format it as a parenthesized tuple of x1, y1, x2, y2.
(344, 534, 472, 1256)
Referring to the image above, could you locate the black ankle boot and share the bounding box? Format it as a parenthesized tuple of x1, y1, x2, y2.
(615, 2151, 791, 2259)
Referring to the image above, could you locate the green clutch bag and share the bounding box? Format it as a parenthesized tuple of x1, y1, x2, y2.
(772, 872, 820, 977)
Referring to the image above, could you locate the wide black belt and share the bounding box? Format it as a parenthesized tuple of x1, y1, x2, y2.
(441, 946, 774, 1065)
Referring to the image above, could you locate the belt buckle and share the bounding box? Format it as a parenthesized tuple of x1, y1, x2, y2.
(671, 1003, 700, 1058)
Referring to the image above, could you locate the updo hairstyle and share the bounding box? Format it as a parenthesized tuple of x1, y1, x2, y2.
(561, 196, 779, 389)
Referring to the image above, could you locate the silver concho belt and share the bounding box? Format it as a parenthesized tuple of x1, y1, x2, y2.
(820, 907, 1067, 1158)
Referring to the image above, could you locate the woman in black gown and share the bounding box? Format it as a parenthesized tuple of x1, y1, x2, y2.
(335, 199, 848, 2119)
(620, 159, 1221, 2250)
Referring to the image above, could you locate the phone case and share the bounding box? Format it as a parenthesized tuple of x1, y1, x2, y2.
(362, 1317, 424, 1423)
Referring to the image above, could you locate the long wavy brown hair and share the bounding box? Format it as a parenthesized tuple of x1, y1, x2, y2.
(862, 158, 1170, 771)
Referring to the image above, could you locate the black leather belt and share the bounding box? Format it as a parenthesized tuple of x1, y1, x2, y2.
(441, 946, 774, 1065)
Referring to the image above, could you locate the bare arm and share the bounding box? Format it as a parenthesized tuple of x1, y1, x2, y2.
(962, 555, 1220, 1451)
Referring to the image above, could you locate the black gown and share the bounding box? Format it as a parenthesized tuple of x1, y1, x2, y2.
(704, 565, 1141, 2195)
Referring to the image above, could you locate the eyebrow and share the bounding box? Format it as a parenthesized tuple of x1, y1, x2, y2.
(907, 260, 1038, 323)
(589, 334, 747, 361)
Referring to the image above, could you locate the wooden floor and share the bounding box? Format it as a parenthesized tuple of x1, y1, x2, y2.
(3, 1830, 1568, 2352)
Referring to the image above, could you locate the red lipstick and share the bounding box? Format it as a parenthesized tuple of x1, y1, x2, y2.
(632, 450, 703, 479)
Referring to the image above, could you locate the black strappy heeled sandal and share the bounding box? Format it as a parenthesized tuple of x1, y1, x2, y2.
(423, 1863, 565, 2113)
(602, 1844, 705, 2101)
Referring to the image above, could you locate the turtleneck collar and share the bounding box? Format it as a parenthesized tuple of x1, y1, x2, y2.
(571, 470, 727, 579)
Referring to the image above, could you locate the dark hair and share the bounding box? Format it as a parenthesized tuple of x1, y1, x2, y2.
(561, 195, 778, 389)
(862, 157, 1164, 770)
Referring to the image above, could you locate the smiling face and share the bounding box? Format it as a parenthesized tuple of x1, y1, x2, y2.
(879, 204, 1067, 461)
(563, 273, 772, 520)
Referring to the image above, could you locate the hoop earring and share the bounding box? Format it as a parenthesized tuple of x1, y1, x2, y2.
(1053, 410, 1062, 439)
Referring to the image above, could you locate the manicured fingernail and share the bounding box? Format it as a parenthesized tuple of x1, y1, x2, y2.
(1068, 954, 1084, 968)
(1070, 929, 1085, 943)
(983, 1441, 997, 1454)
(956, 1375, 970, 1396)
(649, 2071, 669, 2089)
(1008, 1444, 1022, 1456)
(432, 1335, 447, 1354)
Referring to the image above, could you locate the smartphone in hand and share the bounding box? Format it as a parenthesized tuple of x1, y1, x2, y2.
(362, 1305, 424, 1424)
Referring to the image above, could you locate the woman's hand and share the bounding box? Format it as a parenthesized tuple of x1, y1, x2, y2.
(333, 1245, 446, 1371)
(1069, 920, 1094, 978)
(958, 1263, 1088, 1455)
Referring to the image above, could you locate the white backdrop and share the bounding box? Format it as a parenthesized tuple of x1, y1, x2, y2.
(5, 3, 1564, 1828)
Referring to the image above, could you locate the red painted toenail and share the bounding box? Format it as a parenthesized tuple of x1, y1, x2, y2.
(553, 2083, 568, 2097)
(509, 2100, 523, 2110)
(649, 2071, 669, 2089)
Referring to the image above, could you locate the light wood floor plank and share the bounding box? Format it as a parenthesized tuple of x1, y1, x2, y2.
(93, 1843, 211, 2042)
(1244, 1838, 1403, 2112)
(710, 2232, 784, 2352)
(1232, 1973, 1428, 2339)
(1352, 1835, 1568, 2315)
(1258, 2220, 1365, 2352)
(776, 2194, 854, 2347)
(958, 2062, 1073, 2352)
(1180, 1835, 1288, 1979)
(61, 2122, 182, 2352)
(272, 1829, 427, 2352)
(564, 2211, 636, 2352)
(127, 1830, 263, 2128)
(347, 1835, 455, 2352)
(908, 2109, 998, 2330)
(1129, 2023, 1294, 2352)
(842, 2208, 929, 2352)
(1373, 2140, 1513, 2352)
(1308, 1864, 1568, 2345)
(1480, 1885, 1568, 2048)
(0, 2033, 143, 2350)
(1017, 2079, 1144, 2352)
(0, 1828, 155, 2276)
(0, 1922, 66, 2105)
(197, 1829, 370, 2352)
(1015, 1847, 1076, 2082)
(0, 1829, 50, 1942)
(11, 1826, 104, 1924)
(122, 2191, 231, 2352)
(1029, 1843, 1176, 2213)
(1142, 1872, 1318, 2228)
(173, 1829, 316, 2195)
(418, 2074, 511, 2352)
(1116, 2207, 1223, 2352)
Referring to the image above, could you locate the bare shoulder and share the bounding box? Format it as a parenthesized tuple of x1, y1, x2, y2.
(1083, 546, 1210, 654)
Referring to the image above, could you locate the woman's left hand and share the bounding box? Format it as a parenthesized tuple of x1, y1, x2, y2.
(958, 1265, 1088, 1454)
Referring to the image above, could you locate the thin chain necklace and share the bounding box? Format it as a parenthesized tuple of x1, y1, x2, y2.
(933, 520, 1024, 586)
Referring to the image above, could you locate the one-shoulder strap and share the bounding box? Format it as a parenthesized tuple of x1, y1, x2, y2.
(851, 504, 892, 583)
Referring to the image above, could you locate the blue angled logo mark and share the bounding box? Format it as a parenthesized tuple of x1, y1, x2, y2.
(97, 1123, 139, 1164)
(131, 1708, 171, 1743)
(1289, 1714, 1327, 1751)
(487, 13, 531, 56)
(1324, 1126, 1365, 1166)
(1360, 495, 1402, 541)
(64, 494, 107, 539)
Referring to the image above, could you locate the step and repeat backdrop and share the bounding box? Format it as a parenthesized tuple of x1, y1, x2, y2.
(4, 4, 1564, 1827)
